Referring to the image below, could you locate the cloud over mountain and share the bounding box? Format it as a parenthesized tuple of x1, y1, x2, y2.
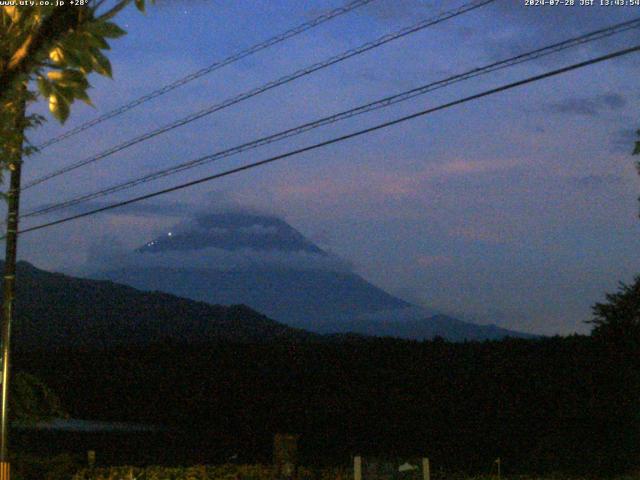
(92, 210, 351, 273)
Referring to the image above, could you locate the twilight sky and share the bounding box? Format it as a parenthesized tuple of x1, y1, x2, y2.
(9, 0, 640, 335)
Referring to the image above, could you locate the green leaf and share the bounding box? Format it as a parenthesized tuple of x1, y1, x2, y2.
(82, 32, 110, 50)
(89, 20, 126, 39)
(49, 94, 70, 123)
(36, 76, 52, 98)
(48, 46, 66, 66)
(98, 0, 129, 21)
(50, 84, 75, 104)
(90, 48, 112, 77)
(63, 69, 87, 84)
(135, 0, 145, 13)
(49, 69, 89, 89)
(57, 45, 93, 74)
(74, 88, 94, 107)
(46, 70, 65, 82)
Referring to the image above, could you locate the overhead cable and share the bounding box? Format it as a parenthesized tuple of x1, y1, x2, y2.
(34, 0, 377, 151)
(22, 17, 640, 218)
(16, 44, 640, 237)
(24, 0, 496, 190)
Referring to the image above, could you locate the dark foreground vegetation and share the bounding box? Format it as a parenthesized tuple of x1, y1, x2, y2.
(13, 331, 640, 477)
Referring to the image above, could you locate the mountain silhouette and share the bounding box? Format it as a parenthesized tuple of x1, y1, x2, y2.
(96, 211, 531, 341)
(6, 261, 321, 349)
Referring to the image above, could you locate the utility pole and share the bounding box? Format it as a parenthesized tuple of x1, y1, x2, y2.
(0, 90, 26, 480)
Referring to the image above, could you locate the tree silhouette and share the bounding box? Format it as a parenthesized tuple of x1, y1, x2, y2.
(589, 276, 640, 342)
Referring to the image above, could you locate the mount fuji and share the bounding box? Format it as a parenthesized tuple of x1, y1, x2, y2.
(95, 211, 531, 341)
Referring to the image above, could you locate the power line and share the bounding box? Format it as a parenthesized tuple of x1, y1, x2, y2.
(33, 0, 376, 151)
(24, 0, 496, 190)
(27, 0, 494, 188)
(22, 17, 640, 219)
(16, 44, 640, 237)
